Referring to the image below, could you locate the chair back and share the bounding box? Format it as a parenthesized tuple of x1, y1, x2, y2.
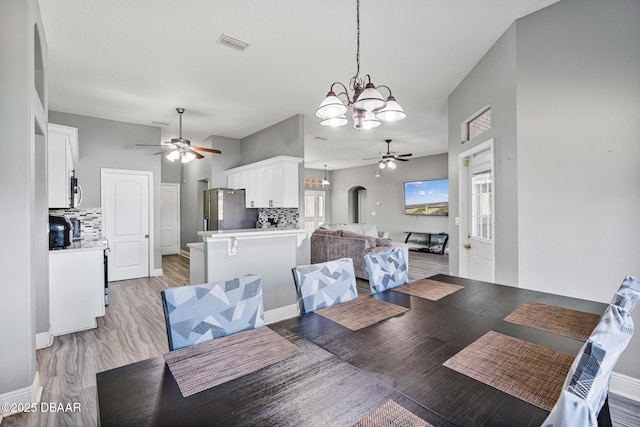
(364, 248, 410, 294)
(291, 258, 357, 314)
(543, 276, 640, 427)
(161, 274, 264, 351)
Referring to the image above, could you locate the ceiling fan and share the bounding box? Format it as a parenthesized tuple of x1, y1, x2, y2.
(137, 107, 221, 163)
(363, 139, 412, 169)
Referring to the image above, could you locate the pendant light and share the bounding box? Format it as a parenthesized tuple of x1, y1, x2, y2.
(322, 165, 330, 186)
(316, 0, 406, 129)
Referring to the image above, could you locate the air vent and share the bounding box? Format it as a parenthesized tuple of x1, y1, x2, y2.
(217, 33, 249, 52)
(151, 120, 169, 126)
(314, 136, 328, 141)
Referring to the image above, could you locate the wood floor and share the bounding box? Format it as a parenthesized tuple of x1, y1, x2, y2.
(2, 252, 639, 426)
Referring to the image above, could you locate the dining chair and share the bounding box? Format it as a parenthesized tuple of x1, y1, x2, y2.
(161, 274, 264, 351)
(543, 275, 640, 427)
(364, 247, 410, 294)
(291, 257, 358, 314)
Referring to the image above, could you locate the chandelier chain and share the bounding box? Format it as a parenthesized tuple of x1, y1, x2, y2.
(355, 0, 360, 82)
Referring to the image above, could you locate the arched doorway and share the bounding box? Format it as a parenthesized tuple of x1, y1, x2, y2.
(347, 186, 367, 224)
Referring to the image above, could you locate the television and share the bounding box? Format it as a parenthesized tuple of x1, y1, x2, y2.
(403, 179, 449, 216)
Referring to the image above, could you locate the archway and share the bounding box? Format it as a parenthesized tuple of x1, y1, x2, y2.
(347, 186, 367, 224)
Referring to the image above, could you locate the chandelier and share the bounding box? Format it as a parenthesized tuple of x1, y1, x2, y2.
(316, 0, 406, 130)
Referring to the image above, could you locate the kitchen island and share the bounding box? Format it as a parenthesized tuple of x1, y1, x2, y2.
(196, 228, 312, 323)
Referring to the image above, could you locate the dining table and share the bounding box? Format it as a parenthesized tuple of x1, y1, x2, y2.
(96, 274, 610, 426)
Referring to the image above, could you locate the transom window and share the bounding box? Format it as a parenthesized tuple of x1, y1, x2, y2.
(462, 107, 491, 142)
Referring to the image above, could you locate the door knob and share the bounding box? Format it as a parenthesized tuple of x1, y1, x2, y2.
(463, 243, 471, 249)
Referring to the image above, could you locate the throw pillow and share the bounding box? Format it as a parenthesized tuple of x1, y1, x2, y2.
(375, 238, 393, 246)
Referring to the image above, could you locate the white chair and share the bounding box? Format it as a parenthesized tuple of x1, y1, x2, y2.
(543, 276, 640, 427)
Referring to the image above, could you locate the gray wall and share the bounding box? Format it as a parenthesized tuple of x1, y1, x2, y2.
(175, 135, 242, 251)
(239, 114, 304, 164)
(331, 154, 449, 244)
(515, 0, 640, 378)
(0, 0, 46, 395)
(48, 111, 163, 271)
(448, 24, 518, 286)
(448, 0, 640, 380)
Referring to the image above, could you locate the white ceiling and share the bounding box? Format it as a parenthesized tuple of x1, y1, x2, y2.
(39, 0, 558, 170)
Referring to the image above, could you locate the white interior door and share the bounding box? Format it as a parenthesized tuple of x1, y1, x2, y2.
(102, 169, 151, 281)
(459, 140, 495, 282)
(161, 183, 180, 255)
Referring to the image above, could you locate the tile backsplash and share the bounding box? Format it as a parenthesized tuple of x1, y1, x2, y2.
(257, 208, 299, 229)
(49, 207, 102, 239)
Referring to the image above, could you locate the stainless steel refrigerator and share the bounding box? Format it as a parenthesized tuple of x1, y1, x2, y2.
(203, 188, 258, 231)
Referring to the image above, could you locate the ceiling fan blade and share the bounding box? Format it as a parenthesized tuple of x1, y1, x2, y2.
(362, 157, 381, 160)
(193, 147, 222, 154)
(188, 149, 204, 159)
(395, 157, 410, 162)
(396, 153, 413, 157)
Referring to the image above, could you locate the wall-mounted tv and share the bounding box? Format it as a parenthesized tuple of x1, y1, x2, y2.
(404, 179, 449, 216)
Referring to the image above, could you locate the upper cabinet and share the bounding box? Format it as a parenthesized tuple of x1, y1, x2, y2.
(226, 156, 303, 208)
(48, 123, 79, 208)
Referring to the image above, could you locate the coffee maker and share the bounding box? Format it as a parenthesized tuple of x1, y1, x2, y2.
(49, 215, 71, 249)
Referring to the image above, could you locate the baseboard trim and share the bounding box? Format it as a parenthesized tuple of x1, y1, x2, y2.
(264, 304, 299, 325)
(180, 249, 190, 259)
(0, 371, 43, 418)
(151, 268, 163, 277)
(35, 327, 53, 349)
(610, 371, 640, 402)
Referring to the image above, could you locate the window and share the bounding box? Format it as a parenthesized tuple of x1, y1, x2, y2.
(471, 171, 492, 240)
(304, 191, 325, 231)
(462, 107, 491, 142)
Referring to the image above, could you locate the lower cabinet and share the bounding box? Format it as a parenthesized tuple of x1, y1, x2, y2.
(49, 248, 105, 336)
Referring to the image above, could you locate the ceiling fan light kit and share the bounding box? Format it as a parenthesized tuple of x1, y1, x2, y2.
(363, 139, 412, 169)
(316, 0, 406, 130)
(136, 107, 221, 163)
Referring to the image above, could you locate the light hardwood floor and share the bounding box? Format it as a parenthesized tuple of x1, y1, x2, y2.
(2, 252, 638, 426)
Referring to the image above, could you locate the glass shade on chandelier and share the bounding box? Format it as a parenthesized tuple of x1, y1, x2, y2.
(315, 0, 406, 130)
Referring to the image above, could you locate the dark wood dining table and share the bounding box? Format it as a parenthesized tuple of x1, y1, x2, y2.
(96, 274, 609, 427)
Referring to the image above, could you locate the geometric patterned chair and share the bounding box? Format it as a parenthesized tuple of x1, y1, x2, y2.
(161, 274, 264, 351)
(543, 275, 640, 427)
(291, 258, 358, 314)
(364, 247, 410, 294)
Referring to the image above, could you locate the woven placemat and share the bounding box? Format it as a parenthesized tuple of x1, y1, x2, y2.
(316, 297, 409, 331)
(164, 326, 301, 397)
(393, 279, 464, 301)
(443, 331, 574, 411)
(504, 301, 600, 341)
(353, 400, 434, 427)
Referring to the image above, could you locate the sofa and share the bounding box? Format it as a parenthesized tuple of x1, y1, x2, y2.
(311, 223, 409, 280)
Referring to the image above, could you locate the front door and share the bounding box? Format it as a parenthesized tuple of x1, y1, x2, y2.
(161, 183, 180, 255)
(459, 140, 495, 282)
(101, 169, 151, 281)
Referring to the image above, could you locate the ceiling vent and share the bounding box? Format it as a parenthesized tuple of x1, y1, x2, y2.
(217, 33, 249, 52)
(151, 120, 169, 126)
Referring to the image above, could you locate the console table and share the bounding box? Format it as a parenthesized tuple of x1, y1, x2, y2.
(404, 231, 448, 255)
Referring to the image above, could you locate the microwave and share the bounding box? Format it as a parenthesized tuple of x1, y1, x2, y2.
(70, 175, 83, 208)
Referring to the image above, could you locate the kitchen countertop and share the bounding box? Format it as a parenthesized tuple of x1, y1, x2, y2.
(198, 227, 311, 240)
(49, 237, 109, 253)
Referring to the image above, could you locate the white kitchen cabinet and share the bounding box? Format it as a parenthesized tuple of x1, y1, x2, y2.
(49, 247, 105, 336)
(48, 123, 79, 208)
(225, 156, 302, 208)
